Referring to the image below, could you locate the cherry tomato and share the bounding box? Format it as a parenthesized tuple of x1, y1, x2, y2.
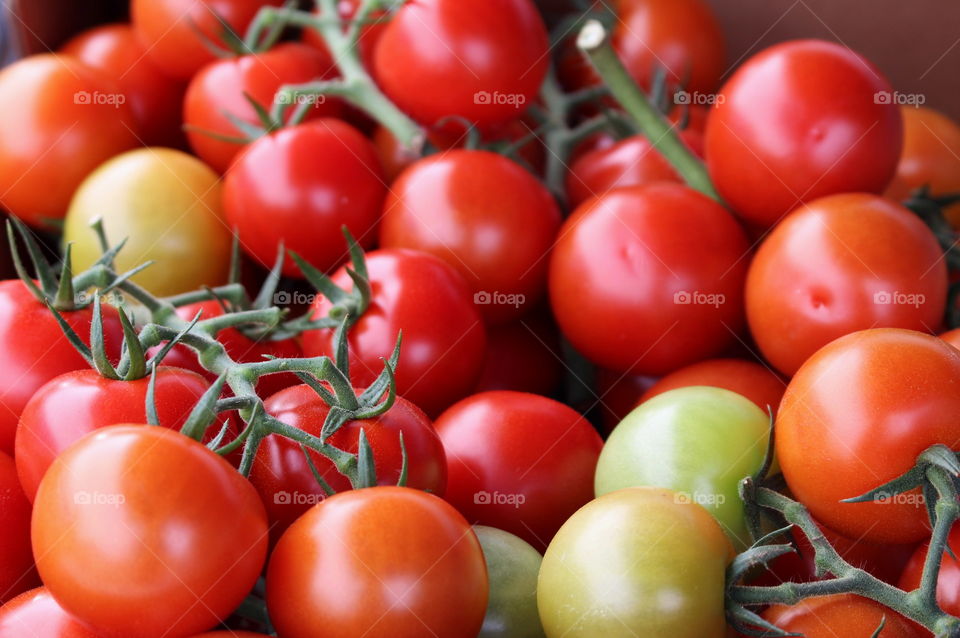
(435, 391, 603, 550)
(474, 525, 545, 638)
(705, 40, 903, 228)
(777, 329, 960, 544)
(266, 486, 488, 638)
(224, 118, 385, 276)
(0, 55, 137, 227)
(0, 451, 37, 603)
(639, 358, 785, 414)
(372, 0, 549, 129)
(380, 150, 561, 323)
(61, 24, 186, 147)
(184, 43, 341, 173)
(0, 588, 98, 638)
(474, 309, 563, 396)
(761, 594, 920, 638)
(131, 0, 283, 80)
(549, 183, 749, 375)
(32, 426, 268, 638)
(302, 249, 487, 417)
(746, 193, 946, 376)
(899, 524, 960, 619)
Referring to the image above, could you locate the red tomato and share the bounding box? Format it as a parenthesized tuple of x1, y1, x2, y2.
(250, 383, 446, 542)
(0, 588, 98, 638)
(0, 281, 122, 454)
(777, 329, 960, 544)
(15, 367, 215, 501)
(302, 0, 386, 70)
(372, 0, 548, 129)
(371, 124, 423, 183)
(639, 358, 785, 415)
(380, 150, 561, 323)
(131, 0, 283, 80)
(549, 183, 749, 375)
(184, 43, 341, 173)
(61, 24, 186, 147)
(705, 40, 903, 228)
(224, 118, 386, 276)
(302, 249, 487, 417)
(746, 193, 946, 376)
(0, 451, 37, 603)
(941, 327, 960, 351)
(761, 594, 920, 638)
(0, 55, 138, 227)
(32, 426, 268, 638)
(266, 486, 488, 638)
(899, 524, 960, 619)
(435, 391, 603, 550)
(473, 309, 563, 396)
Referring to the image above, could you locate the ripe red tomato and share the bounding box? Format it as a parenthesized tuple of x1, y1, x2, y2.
(705, 40, 903, 228)
(302, 249, 487, 417)
(639, 358, 785, 415)
(0, 281, 122, 454)
(184, 43, 341, 173)
(746, 193, 946, 376)
(224, 118, 386, 276)
(302, 0, 386, 70)
(61, 24, 186, 147)
(899, 524, 960, 618)
(435, 391, 603, 550)
(473, 309, 563, 396)
(0, 55, 138, 227)
(777, 329, 960, 544)
(131, 0, 283, 80)
(372, 0, 549, 129)
(0, 451, 37, 603)
(32, 426, 268, 638)
(549, 183, 749, 375)
(761, 594, 920, 638)
(0, 588, 98, 638)
(267, 486, 487, 638)
(380, 150, 561, 323)
(250, 383, 446, 541)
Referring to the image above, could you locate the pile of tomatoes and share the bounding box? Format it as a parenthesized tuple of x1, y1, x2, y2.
(1, 0, 960, 636)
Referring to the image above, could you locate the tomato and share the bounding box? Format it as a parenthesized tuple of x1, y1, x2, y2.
(266, 486, 488, 638)
(15, 367, 216, 501)
(65, 148, 233, 297)
(746, 193, 946, 376)
(0, 588, 98, 638)
(372, 124, 424, 183)
(777, 329, 960, 544)
(538, 487, 733, 638)
(372, 0, 549, 129)
(184, 43, 341, 173)
(474, 526, 545, 638)
(0, 451, 37, 603)
(302, 0, 386, 71)
(32, 426, 268, 638)
(0, 280, 122, 454)
(0, 55, 137, 227)
(474, 309, 563, 396)
(549, 183, 749, 375)
(705, 40, 903, 228)
(250, 383, 446, 541)
(639, 358, 785, 415)
(131, 0, 284, 80)
(899, 525, 960, 624)
(761, 594, 920, 638)
(941, 327, 960, 350)
(380, 150, 561, 323)
(224, 118, 385, 277)
(302, 249, 487, 417)
(435, 391, 602, 550)
(61, 24, 186, 147)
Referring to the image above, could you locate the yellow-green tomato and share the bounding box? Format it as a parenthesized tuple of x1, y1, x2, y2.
(475, 525, 545, 638)
(65, 148, 232, 296)
(595, 386, 769, 549)
(537, 487, 732, 638)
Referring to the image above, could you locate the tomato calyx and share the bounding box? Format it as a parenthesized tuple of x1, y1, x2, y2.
(293, 227, 371, 332)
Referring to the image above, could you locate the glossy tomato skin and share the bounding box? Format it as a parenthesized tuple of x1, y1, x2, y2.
(435, 391, 603, 551)
(0, 451, 37, 603)
(639, 358, 785, 415)
(131, 0, 284, 80)
(0, 280, 122, 454)
(380, 150, 561, 323)
(372, 0, 548, 129)
(250, 384, 446, 541)
(474, 526, 546, 638)
(777, 329, 960, 544)
(224, 119, 386, 277)
(61, 24, 186, 147)
(761, 594, 920, 638)
(473, 310, 563, 396)
(184, 43, 341, 173)
(0, 588, 98, 638)
(705, 40, 903, 228)
(15, 367, 214, 501)
(0, 55, 137, 227)
(538, 487, 733, 638)
(32, 426, 268, 638)
(746, 193, 946, 376)
(899, 525, 960, 618)
(302, 249, 486, 417)
(549, 183, 749, 375)
(267, 486, 488, 638)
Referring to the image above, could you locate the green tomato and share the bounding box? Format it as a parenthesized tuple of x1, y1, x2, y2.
(538, 487, 732, 638)
(475, 526, 545, 638)
(594, 386, 769, 549)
